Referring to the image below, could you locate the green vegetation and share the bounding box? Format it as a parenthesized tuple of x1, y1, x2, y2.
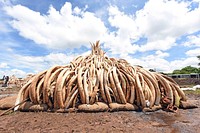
(172, 66, 200, 74)
(184, 89, 200, 95)
(198, 55, 200, 66)
(171, 56, 200, 74)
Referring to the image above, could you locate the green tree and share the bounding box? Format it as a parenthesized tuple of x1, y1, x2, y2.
(173, 69, 181, 74)
(198, 55, 200, 66)
(181, 66, 199, 74)
(172, 66, 199, 74)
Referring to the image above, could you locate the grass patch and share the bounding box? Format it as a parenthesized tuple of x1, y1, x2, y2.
(184, 89, 200, 95)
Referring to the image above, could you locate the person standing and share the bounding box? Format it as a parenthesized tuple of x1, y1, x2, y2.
(2, 75, 9, 87)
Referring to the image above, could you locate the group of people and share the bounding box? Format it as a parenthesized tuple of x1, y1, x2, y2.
(1, 75, 9, 87)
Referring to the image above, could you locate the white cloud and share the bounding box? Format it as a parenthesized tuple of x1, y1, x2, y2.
(155, 50, 169, 58)
(193, 0, 200, 3)
(4, 2, 107, 49)
(10, 69, 27, 77)
(0, 19, 11, 33)
(183, 34, 200, 47)
(135, 0, 200, 51)
(4, 0, 200, 54)
(80, 50, 91, 56)
(120, 54, 171, 72)
(17, 53, 74, 71)
(0, 1, 13, 33)
(0, 0, 12, 6)
(44, 53, 75, 66)
(2, 0, 200, 76)
(170, 57, 199, 69)
(186, 48, 200, 57)
(1, 52, 76, 76)
(139, 53, 171, 72)
(139, 37, 176, 52)
(0, 69, 27, 78)
(0, 62, 9, 68)
(103, 6, 140, 54)
(120, 50, 198, 73)
(104, 0, 200, 54)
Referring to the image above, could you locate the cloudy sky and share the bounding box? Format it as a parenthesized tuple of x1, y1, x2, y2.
(0, 0, 200, 78)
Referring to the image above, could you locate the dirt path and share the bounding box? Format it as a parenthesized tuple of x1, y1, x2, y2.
(0, 88, 199, 133)
(0, 107, 199, 133)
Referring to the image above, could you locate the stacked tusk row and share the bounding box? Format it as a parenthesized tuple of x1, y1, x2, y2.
(14, 41, 187, 112)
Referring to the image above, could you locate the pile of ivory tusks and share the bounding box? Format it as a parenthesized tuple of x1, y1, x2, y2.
(14, 41, 187, 112)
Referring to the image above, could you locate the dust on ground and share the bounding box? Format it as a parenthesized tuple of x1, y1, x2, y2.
(0, 87, 199, 133)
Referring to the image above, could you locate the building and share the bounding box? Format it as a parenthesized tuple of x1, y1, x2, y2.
(168, 73, 200, 79)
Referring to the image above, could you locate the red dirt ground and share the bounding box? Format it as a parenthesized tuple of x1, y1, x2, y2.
(0, 87, 199, 133)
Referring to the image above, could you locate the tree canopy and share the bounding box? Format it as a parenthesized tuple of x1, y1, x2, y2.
(173, 66, 200, 74)
(198, 55, 200, 66)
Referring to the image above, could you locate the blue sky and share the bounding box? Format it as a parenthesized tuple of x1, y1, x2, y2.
(0, 0, 200, 78)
